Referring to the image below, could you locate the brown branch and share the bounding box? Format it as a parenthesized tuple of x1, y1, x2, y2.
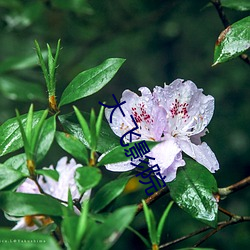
(211, 0, 250, 66)
(193, 216, 250, 247)
(136, 186, 169, 215)
(218, 176, 250, 198)
(159, 216, 250, 249)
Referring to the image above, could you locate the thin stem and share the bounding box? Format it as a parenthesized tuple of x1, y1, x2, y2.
(210, 0, 250, 66)
(159, 216, 250, 249)
(193, 216, 250, 247)
(136, 186, 169, 215)
(159, 224, 212, 249)
(218, 206, 235, 218)
(218, 176, 250, 198)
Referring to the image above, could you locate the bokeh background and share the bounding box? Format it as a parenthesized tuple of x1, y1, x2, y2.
(0, 0, 249, 249)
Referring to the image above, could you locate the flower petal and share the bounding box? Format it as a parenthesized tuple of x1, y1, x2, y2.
(178, 139, 219, 173)
(153, 79, 214, 136)
(149, 137, 185, 182)
(105, 88, 167, 142)
(16, 178, 40, 194)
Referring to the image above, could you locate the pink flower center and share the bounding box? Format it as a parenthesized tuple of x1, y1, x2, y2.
(170, 99, 190, 122)
(131, 103, 153, 124)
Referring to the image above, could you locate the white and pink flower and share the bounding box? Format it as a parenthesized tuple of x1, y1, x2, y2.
(104, 79, 219, 182)
(12, 157, 89, 231)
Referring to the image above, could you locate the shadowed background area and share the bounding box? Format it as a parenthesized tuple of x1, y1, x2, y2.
(0, 0, 249, 249)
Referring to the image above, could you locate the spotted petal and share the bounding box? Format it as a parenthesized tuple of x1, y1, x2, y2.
(105, 88, 167, 142)
(153, 79, 214, 137)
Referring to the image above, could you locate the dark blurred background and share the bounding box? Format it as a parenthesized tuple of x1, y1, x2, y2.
(0, 0, 249, 249)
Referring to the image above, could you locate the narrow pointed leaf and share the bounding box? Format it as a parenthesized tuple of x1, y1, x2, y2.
(157, 201, 174, 244)
(59, 58, 125, 106)
(36, 116, 56, 162)
(73, 106, 91, 146)
(0, 110, 44, 157)
(59, 112, 120, 153)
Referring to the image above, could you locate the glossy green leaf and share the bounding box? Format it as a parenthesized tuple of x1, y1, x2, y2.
(0, 111, 44, 157)
(91, 175, 132, 213)
(56, 131, 89, 165)
(59, 113, 120, 153)
(168, 159, 218, 227)
(0, 192, 65, 216)
(221, 0, 250, 11)
(83, 205, 137, 250)
(213, 16, 250, 65)
(36, 116, 56, 162)
(59, 58, 125, 106)
(97, 141, 158, 166)
(4, 153, 28, 175)
(75, 167, 102, 194)
(0, 164, 27, 190)
(0, 76, 46, 102)
(0, 228, 60, 250)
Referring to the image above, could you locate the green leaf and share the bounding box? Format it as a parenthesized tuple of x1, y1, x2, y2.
(157, 201, 174, 244)
(62, 215, 80, 250)
(91, 176, 132, 213)
(73, 106, 91, 147)
(0, 111, 44, 157)
(221, 0, 250, 11)
(56, 131, 89, 165)
(142, 200, 157, 245)
(96, 105, 105, 140)
(213, 16, 250, 65)
(0, 164, 27, 190)
(0, 192, 65, 216)
(0, 76, 46, 102)
(0, 228, 60, 250)
(83, 205, 136, 250)
(97, 141, 158, 166)
(36, 169, 59, 181)
(59, 58, 125, 106)
(62, 201, 89, 250)
(4, 153, 28, 175)
(59, 113, 120, 153)
(36, 116, 56, 162)
(75, 167, 102, 194)
(168, 159, 218, 227)
(89, 109, 97, 150)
